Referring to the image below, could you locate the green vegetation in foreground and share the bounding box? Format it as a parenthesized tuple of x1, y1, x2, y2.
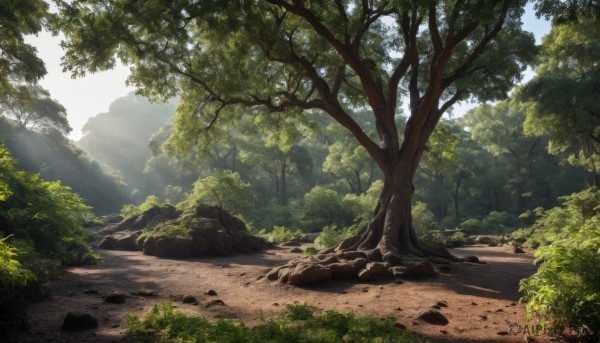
(125, 302, 429, 343)
(519, 187, 600, 334)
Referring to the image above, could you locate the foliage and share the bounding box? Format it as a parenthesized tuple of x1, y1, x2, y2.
(0, 142, 98, 276)
(517, 18, 600, 186)
(0, 236, 36, 288)
(57, 0, 536, 251)
(0, 85, 71, 134)
(251, 226, 303, 244)
(0, 117, 129, 215)
(120, 195, 170, 219)
(125, 302, 429, 343)
(512, 188, 600, 248)
(314, 225, 362, 249)
(0, 0, 48, 97)
(77, 93, 177, 201)
(178, 171, 253, 215)
(412, 202, 438, 237)
(520, 197, 600, 333)
(460, 212, 520, 234)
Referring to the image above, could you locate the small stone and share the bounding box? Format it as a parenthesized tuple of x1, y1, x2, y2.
(514, 247, 525, 254)
(497, 331, 509, 336)
(205, 299, 225, 308)
(463, 255, 479, 263)
(105, 293, 126, 304)
(431, 305, 441, 309)
(62, 313, 98, 331)
(394, 307, 402, 311)
(290, 247, 303, 253)
(273, 303, 279, 306)
(131, 290, 156, 297)
(471, 302, 478, 305)
(416, 310, 449, 325)
(479, 315, 488, 321)
(440, 330, 448, 334)
(206, 290, 218, 296)
(436, 301, 449, 307)
(182, 295, 198, 305)
(495, 309, 504, 312)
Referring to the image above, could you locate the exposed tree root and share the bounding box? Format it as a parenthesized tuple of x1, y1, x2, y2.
(265, 241, 475, 286)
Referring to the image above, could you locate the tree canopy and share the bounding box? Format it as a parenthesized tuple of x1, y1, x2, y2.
(56, 0, 537, 278)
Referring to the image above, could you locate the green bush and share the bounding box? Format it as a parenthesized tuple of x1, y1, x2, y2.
(520, 188, 600, 334)
(314, 225, 361, 249)
(251, 225, 303, 244)
(412, 202, 438, 236)
(0, 236, 35, 288)
(125, 302, 430, 343)
(120, 195, 170, 219)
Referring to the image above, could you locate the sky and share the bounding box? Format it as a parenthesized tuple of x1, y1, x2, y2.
(26, 4, 551, 141)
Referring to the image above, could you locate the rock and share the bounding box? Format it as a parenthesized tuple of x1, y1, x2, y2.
(479, 315, 488, 321)
(404, 262, 437, 278)
(205, 299, 225, 308)
(358, 268, 372, 281)
(99, 232, 139, 251)
(287, 263, 332, 285)
(290, 247, 303, 253)
(497, 331, 510, 336)
(182, 295, 198, 305)
(475, 236, 493, 245)
(366, 262, 388, 276)
(62, 313, 98, 331)
(329, 262, 357, 279)
(395, 322, 407, 330)
(131, 290, 156, 297)
(206, 290, 218, 296)
(416, 310, 449, 325)
(462, 255, 480, 263)
(436, 301, 449, 308)
(389, 266, 408, 278)
(104, 293, 126, 304)
(108, 204, 266, 259)
(281, 241, 301, 247)
(514, 247, 525, 254)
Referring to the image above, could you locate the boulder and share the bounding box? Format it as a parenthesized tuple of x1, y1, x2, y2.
(62, 313, 98, 331)
(358, 268, 372, 281)
(99, 232, 139, 251)
(514, 247, 525, 254)
(366, 262, 388, 276)
(105, 292, 126, 304)
(474, 236, 493, 245)
(329, 262, 357, 279)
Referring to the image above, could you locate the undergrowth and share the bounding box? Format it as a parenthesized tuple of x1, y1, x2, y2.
(125, 302, 429, 343)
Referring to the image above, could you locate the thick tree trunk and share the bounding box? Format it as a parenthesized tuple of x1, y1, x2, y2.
(340, 165, 453, 262)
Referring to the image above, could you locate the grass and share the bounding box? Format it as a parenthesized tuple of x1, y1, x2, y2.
(125, 302, 430, 343)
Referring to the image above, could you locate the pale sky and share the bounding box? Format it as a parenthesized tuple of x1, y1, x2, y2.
(26, 4, 551, 141)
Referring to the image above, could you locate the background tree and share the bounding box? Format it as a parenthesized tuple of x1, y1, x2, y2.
(517, 18, 600, 187)
(1, 85, 71, 135)
(57, 1, 535, 277)
(0, 0, 48, 98)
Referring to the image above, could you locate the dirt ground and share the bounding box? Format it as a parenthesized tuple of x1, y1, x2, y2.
(14, 244, 566, 343)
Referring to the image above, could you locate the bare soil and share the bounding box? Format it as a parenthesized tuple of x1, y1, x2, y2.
(15, 244, 564, 343)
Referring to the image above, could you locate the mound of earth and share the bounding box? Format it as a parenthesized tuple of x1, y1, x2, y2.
(98, 205, 267, 258)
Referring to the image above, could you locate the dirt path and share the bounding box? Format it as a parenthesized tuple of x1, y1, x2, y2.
(16, 245, 560, 343)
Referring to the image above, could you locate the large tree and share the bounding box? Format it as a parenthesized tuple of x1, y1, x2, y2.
(56, 0, 534, 281)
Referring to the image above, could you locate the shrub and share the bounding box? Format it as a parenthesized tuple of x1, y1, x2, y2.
(520, 188, 600, 334)
(252, 226, 303, 244)
(125, 302, 430, 343)
(0, 236, 35, 288)
(412, 202, 437, 236)
(120, 195, 169, 219)
(314, 225, 361, 249)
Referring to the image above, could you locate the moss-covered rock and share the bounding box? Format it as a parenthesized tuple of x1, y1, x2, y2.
(101, 204, 266, 258)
